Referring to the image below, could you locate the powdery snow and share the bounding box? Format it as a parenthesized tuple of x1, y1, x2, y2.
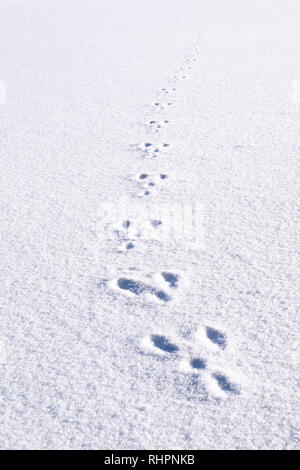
(0, 0, 299, 449)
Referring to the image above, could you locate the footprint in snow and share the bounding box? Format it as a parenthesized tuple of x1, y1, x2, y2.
(117, 277, 171, 302)
(108, 271, 181, 304)
(134, 142, 170, 159)
(114, 217, 164, 245)
(141, 325, 240, 399)
(130, 172, 169, 197)
(205, 326, 227, 350)
(151, 334, 179, 353)
(117, 241, 135, 253)
(147, 119, 170, 133)
(152, 101, 173, 111)
(160, 88, 176, 96)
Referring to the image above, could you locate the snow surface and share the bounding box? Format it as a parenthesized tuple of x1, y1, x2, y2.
(0, 0, 299, 450)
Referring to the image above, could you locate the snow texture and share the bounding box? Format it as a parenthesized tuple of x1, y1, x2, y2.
(0, 0, 299, 450)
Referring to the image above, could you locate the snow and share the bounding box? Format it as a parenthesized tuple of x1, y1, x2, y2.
(0, 0, 299, 449)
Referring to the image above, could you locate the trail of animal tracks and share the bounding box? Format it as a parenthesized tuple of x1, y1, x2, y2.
(0, 0, 299, 449)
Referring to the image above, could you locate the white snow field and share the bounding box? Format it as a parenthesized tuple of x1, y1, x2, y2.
(0, 0, 299, 450)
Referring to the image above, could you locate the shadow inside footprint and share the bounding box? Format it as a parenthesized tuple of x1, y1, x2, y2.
(190, 358, 206, 370)
(153, 289, 171, 302)
(122, 220, 131, 229)
(117, 278, 170, 302)
(151, 220, 162, 228)
(162, 272, 179, 289)
(206, 327, 226, 350)
(126, 243, 134, 250)
(213, 373, 239, 394)
(151, 335, 179, 353)
(117, 278, 146, 295)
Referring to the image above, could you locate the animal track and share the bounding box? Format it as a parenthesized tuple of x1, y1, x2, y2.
(112, 39, 218, 402)
(172, 74, 187, 82)
(117, 241, 135, 252)
(147, 119, 169, 133)
(196, 326, 228, 351)
(109, 271, 180, 303)
(160, 87, 176, 96)
(116, 278, 170, 302)
(130, 172, 169, 196)
(161, 271, 179, 289)
(141, 325, 240, 399)
(133, 142, 170, 159)
(212, 373, 239, 395)
(151, 335, 179, 353)
(152, 101, 173, 111)
(190, 357, 206, 370)
(205, 327, 227, 350)
(115, 217, 164, 244)
(117, 277, 170, 302)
